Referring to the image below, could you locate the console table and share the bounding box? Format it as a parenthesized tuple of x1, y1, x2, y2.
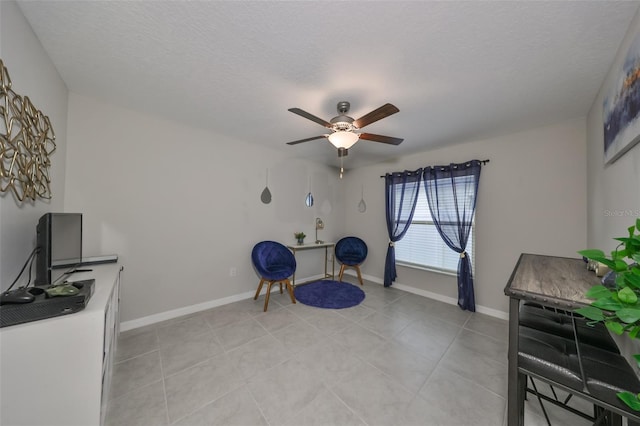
(0, 263, 122, 426)
(287, 242, 335, 286)
(504, 253, 640, 426)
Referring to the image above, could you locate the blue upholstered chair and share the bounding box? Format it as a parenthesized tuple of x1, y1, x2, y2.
(251, 241, 297, 312)
(335, 236, 368, 285)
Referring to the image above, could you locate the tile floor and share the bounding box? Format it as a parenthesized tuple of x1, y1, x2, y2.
(106, 276, 594, 426)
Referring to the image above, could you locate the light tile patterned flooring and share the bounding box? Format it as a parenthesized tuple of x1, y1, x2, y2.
(106, 276, 594, 426)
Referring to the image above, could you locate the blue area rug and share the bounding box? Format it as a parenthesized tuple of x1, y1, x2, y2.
(294, 280, 365, 309)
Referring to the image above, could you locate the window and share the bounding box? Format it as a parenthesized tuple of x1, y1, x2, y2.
(395, 178, 475, 274)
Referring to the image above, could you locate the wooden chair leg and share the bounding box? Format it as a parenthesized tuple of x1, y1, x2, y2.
(338, 264, 346, 281)
(355, 265, 364, 285)
(254, 279, 265, 300)
(279, 282, 283, 294)
(284, 279, 296, 304)
(264, 281, 274, 312)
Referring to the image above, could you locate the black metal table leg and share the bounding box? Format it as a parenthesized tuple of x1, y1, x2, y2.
(508, 296, 525, 426)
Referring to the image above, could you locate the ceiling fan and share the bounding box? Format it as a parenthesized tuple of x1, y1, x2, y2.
(286, 101, 403, 157)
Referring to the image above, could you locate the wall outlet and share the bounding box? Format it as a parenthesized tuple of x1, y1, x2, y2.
(230, 267, 237, 277)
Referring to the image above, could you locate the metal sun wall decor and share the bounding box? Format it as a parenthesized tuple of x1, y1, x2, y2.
(0, 59, 56, 201)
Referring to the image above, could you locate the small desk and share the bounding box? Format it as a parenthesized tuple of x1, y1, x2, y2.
(504, 253, 640, 425)
(287, 242, 335, 286)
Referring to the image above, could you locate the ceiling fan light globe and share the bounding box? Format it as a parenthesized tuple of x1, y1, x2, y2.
(328, 131, 359, 149)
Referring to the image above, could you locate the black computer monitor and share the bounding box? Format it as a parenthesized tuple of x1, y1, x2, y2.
(35, 213, 82, 286)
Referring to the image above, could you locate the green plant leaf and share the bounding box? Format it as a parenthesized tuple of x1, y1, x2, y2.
(636, 217, 640, 232)
(607, 321, 625, 334)
(616, 238, 640, 252)
(625, 323, 639, 331)
(604, 258, 621, 269)
(578, 249, 605, 259)
(633, 253, 640, 264)
(630, 326, 640, 339)
(617, 275, 628, 289)
(592, 297, 623, 311)
(624, 273, 640, 289)
(617, 391, 640, 411)
(619, 287, 639, 304)
(629, 242, 640, 252)
(633, 354, 640, 367)
(616, 237, 634, 244)
(614, 249, 629, 260)
(585, 285, 614, 299)
(615, 259, 631, 272)
(590, 257, 621, 270)
(616, 308, 640, 323)
(575, 306, 605, 321)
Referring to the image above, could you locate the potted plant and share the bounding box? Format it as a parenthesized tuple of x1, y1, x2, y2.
(294, 232, 306, 245)
(576, 218, 640, 410)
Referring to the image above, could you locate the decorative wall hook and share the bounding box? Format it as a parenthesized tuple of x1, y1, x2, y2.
(0, 59, 56, 201)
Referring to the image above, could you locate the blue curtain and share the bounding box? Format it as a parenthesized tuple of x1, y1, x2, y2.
(423, 160, 481, 311)
(384, 169, 422, 287)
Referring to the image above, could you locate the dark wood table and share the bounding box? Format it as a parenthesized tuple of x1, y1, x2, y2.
(504, 253, 640, 425)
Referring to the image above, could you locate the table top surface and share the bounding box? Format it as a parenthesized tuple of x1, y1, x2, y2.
(504, 253, 601, 308)
(287, 242, 335, 250)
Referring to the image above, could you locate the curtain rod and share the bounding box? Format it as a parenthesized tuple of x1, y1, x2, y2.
(379, 159, 490, 178)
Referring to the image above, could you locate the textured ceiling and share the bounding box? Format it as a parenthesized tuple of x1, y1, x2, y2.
(16, 0, 640, 169)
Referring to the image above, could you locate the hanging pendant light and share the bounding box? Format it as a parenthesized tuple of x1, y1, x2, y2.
(305, 175, 314, 207)
(358, 185, 367, 212)
(260, 168, 272, 204)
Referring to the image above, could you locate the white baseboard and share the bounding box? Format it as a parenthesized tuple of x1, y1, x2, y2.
(343, 270, 509, 321)
(293, 273, 328, 285)
(120, 273, 326, 332)
(120, 291, 255, 332)
(122, 271, 509, 332)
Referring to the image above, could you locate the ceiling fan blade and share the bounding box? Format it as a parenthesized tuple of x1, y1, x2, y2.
(353, 103, 400, 129)
(359, 133, 404, 145)
(286, 135, 327, 145)
(288, 108, 332, 128)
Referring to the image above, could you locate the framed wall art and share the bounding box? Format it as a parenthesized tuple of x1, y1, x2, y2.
(603, 30, 640, 165)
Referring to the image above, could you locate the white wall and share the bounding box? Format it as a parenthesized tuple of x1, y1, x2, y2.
(587, 12, 640, 253)
(65, 93, 346, 322)
(344, 119, 588, 315)
(0, 1, 68, 291)
(586, 10, 640, 361)
(0, 0, 598, 323)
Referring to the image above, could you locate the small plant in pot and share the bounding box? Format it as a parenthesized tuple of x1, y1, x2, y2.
(294, 232, 306, 245)
(576, 218, 640, 410)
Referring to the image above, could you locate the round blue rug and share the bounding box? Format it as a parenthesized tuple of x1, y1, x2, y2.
(294, 280, 365, 309)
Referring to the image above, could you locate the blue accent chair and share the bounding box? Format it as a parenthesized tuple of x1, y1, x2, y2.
(335, 236, 368, 285)
(251, 241, 297, 311)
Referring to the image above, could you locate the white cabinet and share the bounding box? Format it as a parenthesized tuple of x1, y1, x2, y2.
(0, 264, 121, 426)
(101, 270, 120, 425)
